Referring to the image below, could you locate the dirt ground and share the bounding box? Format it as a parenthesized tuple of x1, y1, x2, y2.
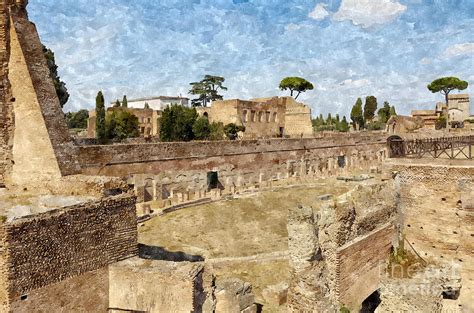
(138, 180, 351, 258)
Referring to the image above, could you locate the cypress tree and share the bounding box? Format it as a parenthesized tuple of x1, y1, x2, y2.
(364, 96, 378, 121)
(122, 95, 128, 108)
(340, 116, 350, 132)
(389, 106, 397, 117)
(95, 91, 106, 140)
(350, 98, 364, 129)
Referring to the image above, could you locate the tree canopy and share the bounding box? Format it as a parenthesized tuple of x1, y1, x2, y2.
(428, 76, 468, 128)
(350, 98, 364, 129)
(159, 105, 198, 141)
(364, 96, 378, 121)
(95, 91, 106, 141)
(43, 45, 69, 108)
(65, 109, 89, 129)
(189, 75, 227, 107)
(377, 101, 392, 123)
(105, 109, 139, 140)
(121, 95, 128, 108)
(279, 77, 314, 99)
(427, 77, 468, 100)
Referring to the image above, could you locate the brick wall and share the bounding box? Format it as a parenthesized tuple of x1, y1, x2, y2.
(0, 0, 13, 187)
(0, 194, 137, 301)
(336, 224, 394, 309)
(78, 133, 388, 177)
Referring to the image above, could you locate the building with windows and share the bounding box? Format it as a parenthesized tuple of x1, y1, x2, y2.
(411, 93, 471, 129)
(197, 96, 313, 138)
(112, 96, 189, 111)
(87, 107, 161, 138)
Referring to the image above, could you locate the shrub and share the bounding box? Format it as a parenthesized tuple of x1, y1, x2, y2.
(224, 123, 245, 140)
(193, 117, 211, 140)
(366, 121, 385, 131)
(435, 116, 446, 130)
(105, 109, 139, 140)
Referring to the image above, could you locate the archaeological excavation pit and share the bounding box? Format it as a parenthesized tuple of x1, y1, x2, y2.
(137, 177, 379, 310)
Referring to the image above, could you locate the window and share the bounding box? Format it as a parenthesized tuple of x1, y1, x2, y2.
(147, 118, 151, 123)
(242, 110, 248, 123)
(266, 111, 271, 122)
(272, 112, 278, 122)
(258, 111, 264, 122)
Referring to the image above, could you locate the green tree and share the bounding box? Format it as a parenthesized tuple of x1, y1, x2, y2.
(114, 99, 121, 107)
(339, 116, 350, 132)
(389, 106, 397, 117)
(428, 76, 468, 128)
(377, 101, 391, 123)
(43, 45, 69, 108)
(105, 109, 139, 140)
(279, 77, 314, 100)
(95, 91, 106, 140)
(121, 95, 128, 108)
(189, 75, 227, 107)
(159, 105, 198, 142)
(210, 122, 226, 140)
(224, 123, 245, 140)
(193, 117, 211, 140)
(350, 98, 364, 129)
(326, 113, 333, 125)
(65, 109, 89, 129)
(364, 96, 378, 122)
(144, 102, 150, 109)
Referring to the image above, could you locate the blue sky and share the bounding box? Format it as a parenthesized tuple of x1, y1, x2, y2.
(29, 0, 474, 117)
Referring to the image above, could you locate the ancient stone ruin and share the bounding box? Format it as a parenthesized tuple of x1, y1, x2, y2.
(0, 1, 472, 312)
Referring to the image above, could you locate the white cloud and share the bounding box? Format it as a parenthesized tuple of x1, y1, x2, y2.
(442, 42, 474, 59)
(333, 0, 407, 28)
(339, 78, 370, 88)
(308, 3, 329, 21)
(420, 57, 431, 65)
(285, 23, 303, 31)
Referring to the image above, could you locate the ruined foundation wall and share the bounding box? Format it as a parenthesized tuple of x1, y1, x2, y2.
(0, 194, 138, 307)
(9, 267, 109, 313)
(389, 161, 474, 308)
(109, 259, 205, 312)
(336, 224, 394, 309)
(78, 134, 388, 178)
(288, 182, 397, 311)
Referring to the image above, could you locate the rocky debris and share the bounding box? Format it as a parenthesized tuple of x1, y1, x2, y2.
(262, 282, 288, 306)
(336, 174, 374, 182)
(318, 194, 332, 201)
(215, 278, 257, 313)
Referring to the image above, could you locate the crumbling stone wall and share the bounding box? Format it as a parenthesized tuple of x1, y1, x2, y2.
(287, 182, 398, 311)
(78, 134, 388, 179)
(0, 0, 14, 187)
(387, 160, 474, 310)
(0, 0, 79, 188)
(0, 194, 138, 310)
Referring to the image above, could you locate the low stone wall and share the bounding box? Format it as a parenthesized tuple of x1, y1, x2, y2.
(0, 194, 138, 310)
(109, 258, 213, 312)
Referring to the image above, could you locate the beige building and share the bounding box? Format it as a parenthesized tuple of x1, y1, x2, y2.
(197, 96, 313, 138)
(113, 96, 189, 111)
(412, 93, 471, 128)
(87, 107, 160, 138)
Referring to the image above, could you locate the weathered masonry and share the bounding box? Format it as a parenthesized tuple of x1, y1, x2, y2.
(0, 195, 138, 312)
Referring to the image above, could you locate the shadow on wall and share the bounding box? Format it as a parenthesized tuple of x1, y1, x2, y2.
(138, 244, 204, 262)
